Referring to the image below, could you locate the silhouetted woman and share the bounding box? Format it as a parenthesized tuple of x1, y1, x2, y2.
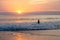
(38, 19, 40, 24)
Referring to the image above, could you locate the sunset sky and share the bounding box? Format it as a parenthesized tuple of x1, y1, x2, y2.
(0, 0, 60, 13)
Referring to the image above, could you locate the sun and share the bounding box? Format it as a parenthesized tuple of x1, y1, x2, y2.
(16, 10, 22, 14)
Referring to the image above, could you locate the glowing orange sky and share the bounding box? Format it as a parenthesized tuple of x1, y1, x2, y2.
(0, 0, 60, 12)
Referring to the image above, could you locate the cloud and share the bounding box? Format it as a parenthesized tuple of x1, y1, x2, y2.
(0, 0, 60, 12)
(32, 0, 60, 11)
(29, 0, 48, 5)
(43, 0, 60, 11)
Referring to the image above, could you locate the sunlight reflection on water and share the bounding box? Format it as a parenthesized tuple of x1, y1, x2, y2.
(0, 30, 60, 40)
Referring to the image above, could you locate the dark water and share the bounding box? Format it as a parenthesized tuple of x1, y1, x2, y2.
(0, 30, 60, 40)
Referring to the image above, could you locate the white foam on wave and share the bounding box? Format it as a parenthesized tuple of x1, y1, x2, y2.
(0, 21, 60, 30)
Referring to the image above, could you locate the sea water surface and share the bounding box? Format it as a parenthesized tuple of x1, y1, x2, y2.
(0, 30, 60, 40)
(0, 15, 60, 40)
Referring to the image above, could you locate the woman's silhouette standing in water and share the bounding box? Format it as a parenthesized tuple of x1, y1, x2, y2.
(38, 19, 40, 24)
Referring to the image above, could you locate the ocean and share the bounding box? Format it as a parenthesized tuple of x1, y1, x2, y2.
(0, 15, 60, 30)
(0, 30, 60, 40)
(0, 15, 60, 40)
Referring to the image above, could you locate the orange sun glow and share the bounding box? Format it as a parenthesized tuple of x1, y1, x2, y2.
(16, 10, 22, 14)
